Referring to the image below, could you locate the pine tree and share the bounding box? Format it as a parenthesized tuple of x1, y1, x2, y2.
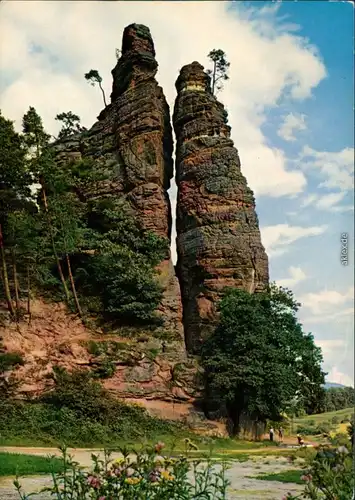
(0, 112, 32, 317)
(55, 112, 86, 140)
(22, 107, 71, 305)
(84, 69, 107, 107)
(206, 49, 230, 95)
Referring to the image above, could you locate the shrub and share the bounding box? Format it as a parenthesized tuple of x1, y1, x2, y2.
(14, 443, 230, 499)
(0, 352, 24, 373)
(0, 368, 183, 447)
(296, 421, 331, 436)
(285, 443, 354, 500)
(331, 415, 340, 425)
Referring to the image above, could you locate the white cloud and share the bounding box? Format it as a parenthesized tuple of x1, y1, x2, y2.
(278, 112, 307, 141)
(299, 145, 354, 192)
(0, 0, 326, 200)
(299, 287, 354, 316)
(300, 191, 354, 213)
(261, 223, 327, 257)
(303, 307, 354, 324)
(277, 265, 307, 287)
(327, 366, 354, 387)
(315, 339, 345, 354)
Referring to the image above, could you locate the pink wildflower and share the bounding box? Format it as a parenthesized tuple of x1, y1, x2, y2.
(87, 475, 101, 489)
(113, 466, 123, 477)
(149, 470, 160, 482)
(301, 474, 312, 482)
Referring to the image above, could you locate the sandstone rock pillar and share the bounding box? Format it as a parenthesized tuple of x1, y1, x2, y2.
(54, 24, 184, 344)
(173, 62, 269, 353)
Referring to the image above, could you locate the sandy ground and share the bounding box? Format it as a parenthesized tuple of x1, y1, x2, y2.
(0, 447, 305, 500)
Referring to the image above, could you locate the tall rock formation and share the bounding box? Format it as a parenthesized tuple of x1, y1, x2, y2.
(173, 62, 269, 353)
(49, 26, 205, 411)
(55, 24, 183, 344)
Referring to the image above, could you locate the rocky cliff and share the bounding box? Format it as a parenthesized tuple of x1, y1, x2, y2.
(1, 25, 204, 420)
(173, 62, 269, 353)
(55, 24, 183, 342)
(1, 28, 269, 432)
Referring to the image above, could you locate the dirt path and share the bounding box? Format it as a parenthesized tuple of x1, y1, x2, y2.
(0, 447, 305, 500)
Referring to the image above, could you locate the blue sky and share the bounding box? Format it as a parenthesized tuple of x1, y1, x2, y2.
(0, 1, 353, 386)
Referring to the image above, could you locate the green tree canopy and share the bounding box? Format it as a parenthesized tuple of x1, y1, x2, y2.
(55, 112, 86, 140)
(201, 284, 326, 435)
(0, 112, 32, 226)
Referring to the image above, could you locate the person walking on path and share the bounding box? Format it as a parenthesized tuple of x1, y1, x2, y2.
(278, 426, 284, 443)
(269, 427, 274, 442)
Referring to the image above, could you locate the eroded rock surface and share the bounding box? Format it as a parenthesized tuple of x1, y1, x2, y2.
(54, 24, 183, 342)
(0, 299, 200, 412)
(173, 62, 269, 353)
(13, 25, 194, 410)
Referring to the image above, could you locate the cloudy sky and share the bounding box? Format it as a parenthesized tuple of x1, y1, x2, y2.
(0, 1, 353, 386)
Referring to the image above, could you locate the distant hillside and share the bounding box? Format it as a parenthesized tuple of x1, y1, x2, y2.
(324, 382, 347, 389)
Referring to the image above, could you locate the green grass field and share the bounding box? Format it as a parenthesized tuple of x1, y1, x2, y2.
(0, 452, 64, 477)
(253, 469, 304, 484)
(293, 408, 353, 425)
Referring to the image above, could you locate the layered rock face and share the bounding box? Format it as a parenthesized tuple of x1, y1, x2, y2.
(173, 62, 269, 353)
(48, 25, 198, 410)
(55, 24, 183, 343)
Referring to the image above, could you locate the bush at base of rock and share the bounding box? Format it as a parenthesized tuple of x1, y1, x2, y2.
(0, 369, 184, 447)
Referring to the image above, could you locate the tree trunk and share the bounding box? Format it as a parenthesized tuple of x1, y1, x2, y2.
(65, 253, 82, 318)
(12, 249, 20, 317)
(41, 186, 71, 303)
(99, 82, 107, 107)
(0, 224, 15, 317)
(227, 401, 242, 437)
(212, 60, 217, 95)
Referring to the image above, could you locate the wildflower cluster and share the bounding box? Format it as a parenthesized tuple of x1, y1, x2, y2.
(283, 442, 354, 500)
(14, 442, 230, 499)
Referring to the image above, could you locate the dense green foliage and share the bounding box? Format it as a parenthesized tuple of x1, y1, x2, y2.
(0, 108, 167, 327)
(0, 369, 182, 447)
(296, 422, 332, 436)
(321, 386, 354, 413)
(202, 285, 325, 435)
(0, 452, 64, 477)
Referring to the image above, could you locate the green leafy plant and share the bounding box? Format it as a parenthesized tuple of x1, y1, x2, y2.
(284, 443, 354, 500)
(14, 442, 230, 499)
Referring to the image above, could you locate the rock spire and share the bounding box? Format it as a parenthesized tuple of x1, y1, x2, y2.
(173, 61, 269, 353)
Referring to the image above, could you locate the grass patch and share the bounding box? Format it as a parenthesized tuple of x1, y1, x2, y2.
(253, 469, 304, 484)
(0, 452, 64, 477)
(294, 408, 353, 425)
